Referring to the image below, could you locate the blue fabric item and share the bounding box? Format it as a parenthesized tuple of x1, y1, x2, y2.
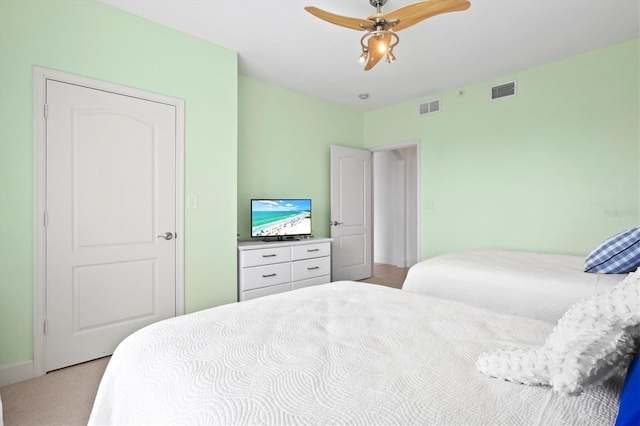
(615, 353, 640, 426)
(585, 228, 640, 274)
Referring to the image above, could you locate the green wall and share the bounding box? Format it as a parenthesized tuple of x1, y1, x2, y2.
(237, 76, 364, 241)
(364, 38, 640, 258)
(0, 1, 238, 368)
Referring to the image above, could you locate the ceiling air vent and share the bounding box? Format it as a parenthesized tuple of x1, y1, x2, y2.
(418, 99, 441, 116)
(490, 81, 516, 100)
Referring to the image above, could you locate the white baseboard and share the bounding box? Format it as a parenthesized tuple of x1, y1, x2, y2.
(374, 256, 406, 268)
(0, 360, 34, 387)
(374, 255, 392, 265)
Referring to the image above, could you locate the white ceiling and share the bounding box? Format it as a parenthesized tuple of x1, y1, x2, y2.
(100, 0, 639, 112)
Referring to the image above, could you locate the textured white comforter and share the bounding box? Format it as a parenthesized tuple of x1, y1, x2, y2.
(89, 281, 621, 425)
(402, 249, 626, 323)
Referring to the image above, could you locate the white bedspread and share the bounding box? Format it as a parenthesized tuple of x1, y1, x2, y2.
(89, 281, 621, 425)
(402, 249, 626, 323)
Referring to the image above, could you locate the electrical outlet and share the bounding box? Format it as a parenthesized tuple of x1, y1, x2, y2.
(188, 195, 198, 210)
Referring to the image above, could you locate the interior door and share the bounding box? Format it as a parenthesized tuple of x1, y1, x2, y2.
(45, 80, 177, 371)
(330, 145, 372, 281)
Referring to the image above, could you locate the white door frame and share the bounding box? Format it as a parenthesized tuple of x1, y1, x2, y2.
(369, 139, 422, 264)
(32, 66, 185, 378)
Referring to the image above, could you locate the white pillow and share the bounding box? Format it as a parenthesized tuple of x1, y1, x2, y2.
(477, 347, 553, 386)
(550, 321, 639, 394)
(547, 268, 640, 394)
(478, 268, 640, 395)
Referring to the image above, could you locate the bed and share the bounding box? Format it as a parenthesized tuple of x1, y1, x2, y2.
(88, 279, 636, 426)
(402, 249, 627, 323)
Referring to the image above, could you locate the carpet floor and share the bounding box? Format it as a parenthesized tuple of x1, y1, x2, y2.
(0, 356, 109, 425)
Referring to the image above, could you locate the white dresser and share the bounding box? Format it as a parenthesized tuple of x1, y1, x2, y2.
(237, 238, 332, 301)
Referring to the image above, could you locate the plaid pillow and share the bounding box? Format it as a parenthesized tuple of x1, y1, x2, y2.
(585, 227, 640, 274)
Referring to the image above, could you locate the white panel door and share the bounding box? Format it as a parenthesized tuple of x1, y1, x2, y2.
(330, 145, 372, 281)
(45, 80, 177, 371)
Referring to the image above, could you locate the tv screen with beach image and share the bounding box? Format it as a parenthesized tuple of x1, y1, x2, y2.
(251, 199, 312, 238)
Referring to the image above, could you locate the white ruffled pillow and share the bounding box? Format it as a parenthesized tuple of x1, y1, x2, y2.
(550, 320, 639, 394)
(548, 269, 640, 394)
(478, 268, 640, 394)
(476, 347, 554, 386)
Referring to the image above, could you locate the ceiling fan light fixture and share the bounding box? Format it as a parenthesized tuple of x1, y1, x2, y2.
(359, 29, 399, 68)
(386, 49, 396, 63)
(305, 0, 471, 71)
(359, 49, 369, 64)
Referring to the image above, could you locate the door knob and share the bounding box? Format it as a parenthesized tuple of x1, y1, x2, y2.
(331, 221, 344, 226)
(157, 232, 173, 240)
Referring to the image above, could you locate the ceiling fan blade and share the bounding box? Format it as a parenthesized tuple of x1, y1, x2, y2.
(384, 0, 471, 32)
(304, 6, 371, 31)
(364, 32, 392, 71)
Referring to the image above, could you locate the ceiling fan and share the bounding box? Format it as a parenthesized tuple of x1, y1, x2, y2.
(305, 0, 471, 71)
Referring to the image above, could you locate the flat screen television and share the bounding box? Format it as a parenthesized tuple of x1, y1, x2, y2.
(251, 199, 312, 240)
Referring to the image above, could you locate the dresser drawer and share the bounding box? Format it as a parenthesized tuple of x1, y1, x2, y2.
(291, 275, 331, 291)
(242, 283, 290, 301)
(291, 256, 330, 282)
(241, 263, 291, 291)
(291, 242, 331, 261)
(240, 246, 290, 267)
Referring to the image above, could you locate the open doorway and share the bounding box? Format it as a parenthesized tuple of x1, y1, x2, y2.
(367, 141, 420, 287)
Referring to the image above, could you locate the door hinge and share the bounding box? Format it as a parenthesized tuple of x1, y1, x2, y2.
(44, 211, 48, 227)
(44, 320, 49, 335)
(43, 104, 48, 118)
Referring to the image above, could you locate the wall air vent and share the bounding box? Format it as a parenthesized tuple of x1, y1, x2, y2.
(418, 99, 441, 116)
(490, 81, 516, 100)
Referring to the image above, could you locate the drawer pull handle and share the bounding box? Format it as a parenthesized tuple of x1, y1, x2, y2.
(262, 254, 277, 258)
(262, 273, 277, 278)
(307, 249, 320, 252)
(307, 266, 320, 270)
